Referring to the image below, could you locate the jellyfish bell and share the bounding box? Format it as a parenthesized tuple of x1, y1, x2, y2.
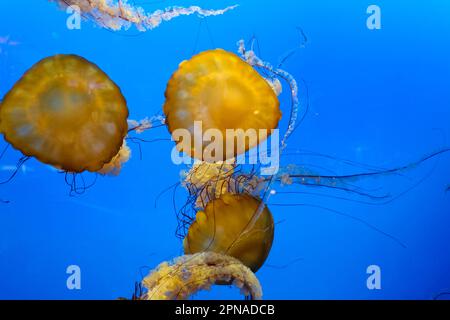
(0, 54, 129, 173)
(163, 49, 282, 162)
(183, 192, 275, 272)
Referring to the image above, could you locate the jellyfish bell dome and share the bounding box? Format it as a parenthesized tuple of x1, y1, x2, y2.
(0, 54, 129, 173)
(163, 49, 282, 161)
(183, 192, 275, 272)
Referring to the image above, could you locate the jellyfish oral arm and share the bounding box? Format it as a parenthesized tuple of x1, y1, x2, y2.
(52, 0, 238, 31)
(237, 39, 300, 230)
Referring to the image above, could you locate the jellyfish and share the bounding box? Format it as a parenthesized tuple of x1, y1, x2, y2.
(163, 49, 282, 161)
(0, 54, 129, 174)
(52, 0, 238, 32)
(97, 140, 131, 176)
(140, 252, 262, 300)
(184, 192, 274, 273)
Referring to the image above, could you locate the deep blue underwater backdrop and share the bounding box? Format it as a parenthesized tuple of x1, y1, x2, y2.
(0, 0, 450, 300)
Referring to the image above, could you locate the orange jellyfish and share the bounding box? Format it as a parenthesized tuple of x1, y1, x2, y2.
(97, 140, 131, 176)
(163, 49, 282, 161)
(0, 54, 129, 173)
(183, 192, 275, 272)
